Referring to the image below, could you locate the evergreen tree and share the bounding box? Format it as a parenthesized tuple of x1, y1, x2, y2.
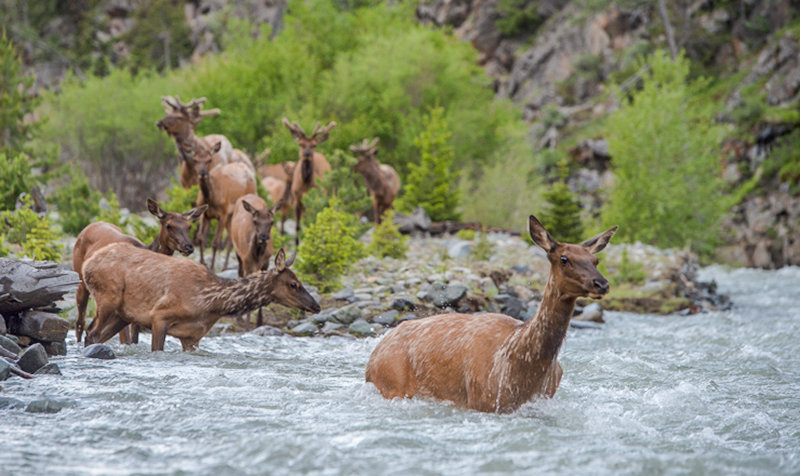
(541, 181, 584, 244)
(0, 29, 38, 156)
(397, 107, 461, 221)
(368, 210, 408, 259)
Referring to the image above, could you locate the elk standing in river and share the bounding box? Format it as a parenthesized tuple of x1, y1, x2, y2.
(365, 214, 617, 413)
(73, 198, 206, 343)
(83, 247, 319, 351)
(282, 118, 336, 244)
(350, 137, 400, 224)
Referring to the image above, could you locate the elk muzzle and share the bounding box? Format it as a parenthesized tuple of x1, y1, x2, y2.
(181, 244, 194, 256)
(589, 278, 610, 298)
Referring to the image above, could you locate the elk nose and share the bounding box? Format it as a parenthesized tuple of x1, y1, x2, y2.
(184, 244, 194, 255)
(593, 279, 609, 294)
(156, 120, 163, 129)
(258, 234, 268, 242)
(303, 150, 312, 158)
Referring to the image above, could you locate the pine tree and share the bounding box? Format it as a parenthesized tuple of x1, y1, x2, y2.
(541, 162, 584, 243)
(0, 29, 38, 156)
(368, 210, 408, 259)
(397, 107, 461, 221)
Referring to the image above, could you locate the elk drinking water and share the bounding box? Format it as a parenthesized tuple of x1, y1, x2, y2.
(365, 214, 617, 413)
(83, 247, 320, 351)
(73, 198, 206, 344)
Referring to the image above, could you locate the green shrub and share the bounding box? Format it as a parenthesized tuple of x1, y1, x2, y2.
(368, 210, 407, 259)
(397, 107, 460, 221)
(602, 51, 726, 256)
(97, 191, 126, 228)
(128, 214, 159, 245)
(0, 234, 10, 257)
(0, 196, 42, 243)
(0, 30, 39, 156)
(541, 180, 584, 244)
(0, 197, 63, 261)
(612, 249, 647, 286)
(456, 229, 476, 241)
(494, 0, 544, 37)
(296, 197, 364, 292)
(50, 165, 102, 235)
(163, 179, 199, 212)
(471, 230, 494, 262)
(0, 152, 34, 211)
(302, 149, 371, 229)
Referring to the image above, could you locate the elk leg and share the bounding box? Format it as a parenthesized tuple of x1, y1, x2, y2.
(294, 199, 303, 245)
(256, 307, 263, 328)
(130, 324, 139, 344)
(179, 337, 199, 352)
(211, 219, 224, 271)
(223, 237, 233, 270)
(236, 254, 244, 278)
(89, 310, 128, 345)
(119, 325, 131, 345)
(373, 200, 380, 224)
(196, 216, 207, 266)
(75, 283, 90, 342)
(151, 321, 169, 352)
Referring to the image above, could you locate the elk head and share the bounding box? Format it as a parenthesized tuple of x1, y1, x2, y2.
(270, 248, 321, 313)
(156, 96, 220, 137)
(282, 118, 337, 161)
(241, 199, 275, 247)
(350, 137, 380, 173)
(147, 198, 207, 256)
(189, 140, 223, 179)
(528, 214, 617, 300)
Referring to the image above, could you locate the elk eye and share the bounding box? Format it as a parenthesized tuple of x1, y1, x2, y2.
(560, 256, 568, 265)
(166, 224, 172, 231)
(291, 282, 298, 289)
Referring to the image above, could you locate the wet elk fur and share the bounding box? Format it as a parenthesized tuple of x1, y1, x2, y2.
(365, 215, 618, 413)
(83, 247, 320, 351)
(350, 137, 400, 223)
(282, 118, 336, 244)
(73, 198, 206, 343)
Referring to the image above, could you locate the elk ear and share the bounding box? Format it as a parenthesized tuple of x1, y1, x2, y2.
(211, 141, 222, 154)
(185, 204, 207, 222)
(529, 214, 557, 253)
(241, 199, 256, 216)
(581, 226, 618, 254)
(286, 251, 297, 267)
(275, 248, 286, 272)
(147, 198, 167, 220)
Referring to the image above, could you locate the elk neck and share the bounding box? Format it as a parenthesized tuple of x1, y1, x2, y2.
(199, 270, 278, 316)
(250, 233, 268, 260)
(146, 236, 172, 255)
(503, 274, 577, 372)
(198, 169, 213, 205)
(357, 160, 385, 196)
(300, 156, 314, 185)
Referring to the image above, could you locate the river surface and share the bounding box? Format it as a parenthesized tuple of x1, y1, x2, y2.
(1, 266, 799, 475)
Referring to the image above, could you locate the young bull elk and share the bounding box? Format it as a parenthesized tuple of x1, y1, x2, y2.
(83, 247, 320, 351)
(190, 140, 257, 270)
(365, 215, 618, 413)
(73, 198, 206, 343)
(157, 96, 254, 188)
(230, 194, 278, 329)
(282, 118, 336, 244)
(350, 137, 400, 223)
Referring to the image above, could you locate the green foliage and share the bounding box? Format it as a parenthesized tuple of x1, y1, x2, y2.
(50, 165, 102, 235)
(163, 179, 199, 213)
(608, 249, 647, 286)
(603, 51, 726, 256)
(296, 197, 365, 292)
(397, 107, 460, 221)
(541, 177, 584, 244)
(495, 0, 544, 37)
(0, 234, 10, 257)
(0, 197, 63, 261)
(368, 210, 407, 259)
(0, 152, 34, 211)
(0, 200, 40, 244)
(97, 191, 126, 228)
(121, 0, 194, 74)
(0, 30, 39, 156)
(456, 229, 476, 241)
(471, 230, 494, 261)
(128, 214, 159, 245)
(302, 150, 371, 229)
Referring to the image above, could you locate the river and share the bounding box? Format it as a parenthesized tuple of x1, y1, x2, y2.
(1, 266, 799, 475)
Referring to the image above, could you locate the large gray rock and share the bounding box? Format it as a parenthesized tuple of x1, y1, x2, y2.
(0, 334, 21, 356)
(17, 343, 48, 374)
(391, 298, 416, 312)
(0, 397, 25, 409)
(348, 319, 377, 337)
(0, 359, 10, 380)
(9, 311, 69, 343)
(372, 310, 399, 326)
(291, 322, 318, 336)
(320, 322, 344, 334)
(83, 343, 116, 360)
(447, 240, 473, 259)
(494, 293, 525, 319)
(25, 398, 67, 414)
(573, 302, 604, 323)
(422, 282, 469, 309)
(34, 362, 62, 376)
(43, 340, 67, 356)
(331, 305, 363, 325)
(332, 288, 355, 300)
(394, 206, 432, 235)
(0, 315, 6, 334)
(250, 325, 285, 337)
(0, 259, 80, 314)
(311, 309, 335, 324)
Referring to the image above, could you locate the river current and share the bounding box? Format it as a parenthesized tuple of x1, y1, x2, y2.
(1, 266, 799, 475)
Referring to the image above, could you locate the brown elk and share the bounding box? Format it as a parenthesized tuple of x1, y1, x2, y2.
(350, 137, 400, 223)
(365, 215, 617, 413)
(190, 140, 257, 270)
(230, 194, 279, 329)
(83, 246, 320, 351)
(73, 198, 207, 344)
(157, 96, 254, 188)
(282, 118, 336, 244)
(260, 162, 295, 235)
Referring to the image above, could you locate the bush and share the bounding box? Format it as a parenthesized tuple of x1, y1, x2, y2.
(397, 107, 460, 222)
(368, 210, 407, 259)
(494, 0, 544, 37)
(0, 152, 34, 211)
(0, 30, 39, 156)
(0, 234, 9, 257)
(301, 150, 371, 229)
(456, 229, 476, 241)
(50, 166, 102, 236)
(0, 197, 63, 261)
(612, 249, 647, 286)
(296, 197, 364, 292)
(471, 230, 494, 261)
(602, 51, 726, 256)
(97, 191, 126, 229)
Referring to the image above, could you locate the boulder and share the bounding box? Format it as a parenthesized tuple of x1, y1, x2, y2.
(320, 322, 344, 334)
(290, 322, 318, 336)
(17, 343, 48, 374)
(331, 305, 363, 325)
(0, 315, 6, 334)
(573, 302, 604, 323)
(332, 288, 355, 300)
(391, 298, 416, 312)
(422, 282, 469, 308)
(0, 334, 21, 356)
(82, 343, 116, 360)
(0, 259, 80, 314)
(34, 362, 62, 376)
(0, 397, 25, 409)
(311, 309, 335, 324)
(494, 293, 525, 319)
(249, 325, 285, 337)
(43, 340, 67, 356)
(9, 311, 69, 343)
(447, 240, 473, 259)
(25, 398, 67, 414)
(372, 310, 399, 326)
(394, 206, 432, 235)
(0, 359, 10, 381)
(348, 319, 377, 337)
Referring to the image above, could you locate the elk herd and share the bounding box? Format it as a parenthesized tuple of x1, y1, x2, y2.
(71, 96, 617, 413)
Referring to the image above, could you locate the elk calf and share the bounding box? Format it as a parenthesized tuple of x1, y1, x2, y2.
(365, 215, 617, 413)
(350, 137, 400, 223)
(73, 198, 206, 343)
(282, 118, 336, 244)
(83, 247, 320, 351)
